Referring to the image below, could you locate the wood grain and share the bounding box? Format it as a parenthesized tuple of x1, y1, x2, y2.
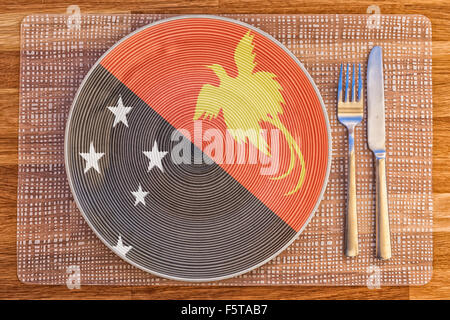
(0, 0, 449, 300)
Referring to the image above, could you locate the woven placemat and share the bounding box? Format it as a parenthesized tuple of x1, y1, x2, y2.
(17, 14, 432, 286)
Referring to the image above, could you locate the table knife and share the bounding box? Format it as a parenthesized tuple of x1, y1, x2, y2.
(367, 46, 392, 260)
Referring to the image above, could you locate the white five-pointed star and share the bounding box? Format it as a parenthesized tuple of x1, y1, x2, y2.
(143, 141, 168, 172)
(132, 184, 149, 206)
(112, 235, 132, 256)
(79, 142, 105, 173)
(107, 95, 133, 127)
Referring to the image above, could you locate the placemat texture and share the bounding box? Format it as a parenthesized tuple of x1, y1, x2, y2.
(17, 14, 432, 286)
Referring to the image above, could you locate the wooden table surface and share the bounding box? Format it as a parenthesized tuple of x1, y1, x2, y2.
(1, 0, 449, 300)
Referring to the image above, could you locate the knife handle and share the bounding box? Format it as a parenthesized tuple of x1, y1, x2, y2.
(375, 156, 391, 260)
(345, 130, 358, 257)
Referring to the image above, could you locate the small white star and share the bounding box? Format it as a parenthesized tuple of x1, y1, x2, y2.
(107, 95, 132, 127)
(132, 184, 149, 206)
(143, 141, 168, 172)
(79, 142, 105, 174)
(112, 235, 132, 256)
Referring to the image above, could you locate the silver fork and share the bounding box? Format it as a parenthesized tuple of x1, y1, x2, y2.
(337, 63, 363, 257)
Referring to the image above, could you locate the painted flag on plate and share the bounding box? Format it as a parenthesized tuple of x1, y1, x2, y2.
(65, 17, 329, 281)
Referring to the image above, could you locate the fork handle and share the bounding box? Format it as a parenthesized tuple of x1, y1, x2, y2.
(345, 129, 358, 257)
(375, 156, 391, 260)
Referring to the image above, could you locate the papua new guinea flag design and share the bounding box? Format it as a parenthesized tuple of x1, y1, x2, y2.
(66, 16, 330, 281)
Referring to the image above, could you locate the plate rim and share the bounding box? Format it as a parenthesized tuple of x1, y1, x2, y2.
(64, 14, 333, 282)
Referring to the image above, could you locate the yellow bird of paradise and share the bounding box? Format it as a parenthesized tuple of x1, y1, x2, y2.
(193, 31, 305, 195)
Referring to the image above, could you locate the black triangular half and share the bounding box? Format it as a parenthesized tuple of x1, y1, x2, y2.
(66, 64, 296, 280)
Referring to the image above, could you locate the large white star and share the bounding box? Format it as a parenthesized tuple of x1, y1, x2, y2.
(79, 142, 105, 174)
(107, 95, 132, 127)
(132, 184, 149, 206)
(112, 235, 132, 256)
(143, 141, 168, 172)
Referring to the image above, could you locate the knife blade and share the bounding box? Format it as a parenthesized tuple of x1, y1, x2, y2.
(367, 46, 391, 260)
(367, 46, 386, 154)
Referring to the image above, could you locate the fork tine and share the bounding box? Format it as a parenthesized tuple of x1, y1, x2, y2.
(351, 63, 356, 102)
(338, 63, 343, 102)
(358, 63, 362, 101)
(344, 63, 349, 102)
